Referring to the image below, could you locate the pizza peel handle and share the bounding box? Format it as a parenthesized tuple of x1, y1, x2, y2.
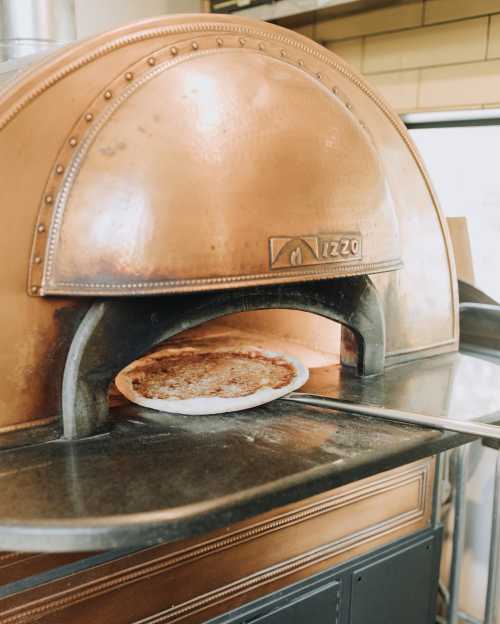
(284, 392, 500, 443)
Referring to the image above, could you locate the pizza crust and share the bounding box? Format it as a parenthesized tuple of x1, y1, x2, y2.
(115, 346, 308, 415)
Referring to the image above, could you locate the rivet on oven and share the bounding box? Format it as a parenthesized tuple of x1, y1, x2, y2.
(191, 41, 199, 50)
(125, 71, 134, 81)
(170, 46, 178, 56)
(69, 137, 78, 147)
(316, 72, 322, 79)
(34, 256, 42, 264)
(332, 87, 338, 95)
(85, 113, 93, 122)
(280, 49, 286, 57)
(239, 37, 246, 46)
(258, 42, 264, 51)
(104, 90, 113, 100)
(147, 57, 156, 66)
(55, 164, 64, 175)
(346, 102, 352, 110)
(37, 224, 45, 233)
(298, 59, 304, 66)
(44, 194, 53, 204)
(31, 285, 39, 294)
(216, 38, 223, 47)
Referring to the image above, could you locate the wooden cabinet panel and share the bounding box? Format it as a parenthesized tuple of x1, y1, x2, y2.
(0, 458, 435, 624)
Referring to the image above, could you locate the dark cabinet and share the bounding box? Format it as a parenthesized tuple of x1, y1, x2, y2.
(209, 576, 341, 624)
(349, 535, 439, 624)
(209, 530, 442, 624)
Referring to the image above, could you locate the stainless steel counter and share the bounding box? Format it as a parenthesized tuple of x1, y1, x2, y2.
(0, 350, 496, 552)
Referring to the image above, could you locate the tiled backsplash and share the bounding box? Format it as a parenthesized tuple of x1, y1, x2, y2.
(285, 0, 500, 113)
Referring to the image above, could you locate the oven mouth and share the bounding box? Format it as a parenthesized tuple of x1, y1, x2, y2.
(62, 276, 386, 440)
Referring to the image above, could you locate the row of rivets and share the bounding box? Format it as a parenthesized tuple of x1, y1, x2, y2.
(32, 44, 168, 293)
(28, 39, 184, 293)
(33, 203, 47, 289)
(30, 35, 365, 294)
(34, 141, 66, 288)
(226, 36, 355, 116)
(34, 145, 59, 287)
(32, 44, 163, 290)
(329, 86, 354, 114)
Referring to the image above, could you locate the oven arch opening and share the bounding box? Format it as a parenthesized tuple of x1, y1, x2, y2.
(193, 308, 343, 370)
(62, 277, 385, 439)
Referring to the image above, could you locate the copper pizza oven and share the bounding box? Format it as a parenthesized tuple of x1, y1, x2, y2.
(0, 12, 478, 555)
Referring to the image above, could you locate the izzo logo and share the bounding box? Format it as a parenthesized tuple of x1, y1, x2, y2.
(269, 234, 362, 270)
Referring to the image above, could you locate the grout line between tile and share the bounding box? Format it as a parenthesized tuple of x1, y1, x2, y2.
(360, 35, 366, 74)
(416, 67, 422, 109)
(486, 14, 492, 60)
(313, 11, 500, 46)
(362, 56, 500, 78)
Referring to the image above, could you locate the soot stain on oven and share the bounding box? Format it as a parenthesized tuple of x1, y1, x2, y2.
(23, 303, 90, 426)
(98, 140, 127, 158)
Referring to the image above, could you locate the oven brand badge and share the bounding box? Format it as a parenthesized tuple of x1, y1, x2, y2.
(269, 234, 362, 270)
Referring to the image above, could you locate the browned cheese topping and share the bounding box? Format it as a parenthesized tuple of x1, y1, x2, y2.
(127, 351, 296, 400)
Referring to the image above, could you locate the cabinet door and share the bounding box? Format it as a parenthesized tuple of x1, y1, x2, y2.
(210, 576, 341, 624)
(349, 535, 439, 624)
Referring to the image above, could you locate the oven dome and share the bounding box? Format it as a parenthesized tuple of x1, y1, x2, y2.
(33, 44, 401, 295)
(0, 13, 458, 434)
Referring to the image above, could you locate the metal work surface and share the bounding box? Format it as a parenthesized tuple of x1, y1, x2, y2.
(0, 351, 496, 552)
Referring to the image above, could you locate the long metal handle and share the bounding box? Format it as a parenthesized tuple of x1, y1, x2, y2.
(284, 393, 500, 442)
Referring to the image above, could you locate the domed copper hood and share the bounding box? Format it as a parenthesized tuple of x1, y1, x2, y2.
(0, 13, 458, 434)
(26, 26, 401, 296)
